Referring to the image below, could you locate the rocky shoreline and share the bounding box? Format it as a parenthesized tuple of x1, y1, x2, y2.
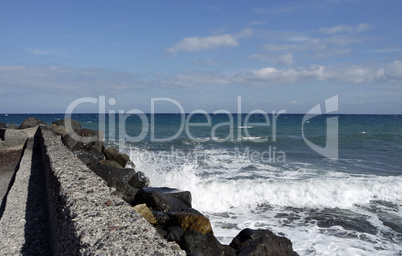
(0, 117, 299, 256)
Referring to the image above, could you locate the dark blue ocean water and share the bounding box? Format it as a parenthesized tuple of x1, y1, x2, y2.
(1, 113, 402, 255)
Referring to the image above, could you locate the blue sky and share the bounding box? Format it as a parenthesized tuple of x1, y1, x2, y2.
(1, 0, 402, 113)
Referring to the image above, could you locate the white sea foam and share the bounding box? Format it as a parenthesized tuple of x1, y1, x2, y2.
(127, 146, 402, 210)
(125, 146, 402, 255)
(237, 136, 266, 141)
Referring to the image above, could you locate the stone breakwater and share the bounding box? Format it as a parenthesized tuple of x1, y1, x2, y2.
(0, 122, 186, 255)
(0, 117, 299, 256)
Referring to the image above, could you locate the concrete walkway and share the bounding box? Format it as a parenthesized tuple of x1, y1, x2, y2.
(0, 133, 52, 255)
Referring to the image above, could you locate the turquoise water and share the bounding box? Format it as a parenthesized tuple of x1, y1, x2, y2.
(1, 113, 402, 255)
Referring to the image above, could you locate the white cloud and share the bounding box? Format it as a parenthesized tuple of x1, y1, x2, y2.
(261, 34, 356, 60)
(232, 61, 402, 87)
(377, 60, 402, 81)
(232, 65, 326, 87)
(168, 34, 239, 54)
(319, 23, 370, 34)
(0, 65, 148, 95)
(1, 61, 401, 97)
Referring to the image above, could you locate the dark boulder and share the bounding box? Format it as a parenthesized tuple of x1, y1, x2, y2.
(152, 211, 171, 226)
(92, 141, 105, 154)
(105, 147, 119, 160)
(50, 124, 68, 136)
(18, 117, 46, 129)
(98, 159, 123, 169)
(140, 187, 192, 208)
(62, 128, 99, 151)
(133, 189, 190, 212)
(105, 146, 133, 168)
(108, 180, 139, 204)
(127, 171, 150, 188)
(181, 230, 236, 256)
(166, 226, 185, 243)
(52, 118, 81, 133)
(75, 148, 104, 166)
(89, 165, 136, 185)
(229, 228, 298, 256)
(0, 122, 6, 129)
(115, 152, 133, 168)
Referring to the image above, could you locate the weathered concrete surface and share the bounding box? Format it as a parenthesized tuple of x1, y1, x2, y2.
(0, 126, 40, 209)
(0, 137, 48, 255)
(38, 127, 186, 255)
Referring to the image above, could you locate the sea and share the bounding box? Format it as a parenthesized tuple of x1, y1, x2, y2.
(1, 113, 402, 255)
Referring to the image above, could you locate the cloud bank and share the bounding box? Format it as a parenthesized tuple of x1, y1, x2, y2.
(1, 61, 401, 96)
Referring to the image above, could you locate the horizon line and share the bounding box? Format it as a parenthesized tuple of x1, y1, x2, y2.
(1, 112, 402, 116)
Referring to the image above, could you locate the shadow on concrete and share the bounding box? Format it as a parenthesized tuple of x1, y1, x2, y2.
(0, 144, 25, 220)
(21, 133, 53, 255)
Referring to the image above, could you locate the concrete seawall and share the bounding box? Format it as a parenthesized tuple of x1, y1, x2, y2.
(0, 127, 185, 255)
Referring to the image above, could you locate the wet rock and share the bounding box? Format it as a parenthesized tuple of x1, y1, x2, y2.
(171, 213, 213, 235)
(128, 171, 150, 188)
(133, 189, 190, 212)
(0, 122, 6, 129)
(18, 117, 46, 129)
(133, 204, 157, 224)
(181, 230, 235, 256)
(229, 228, 298, 256)
(52, 118, 81, 133)
(89, 165, 136, 185)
